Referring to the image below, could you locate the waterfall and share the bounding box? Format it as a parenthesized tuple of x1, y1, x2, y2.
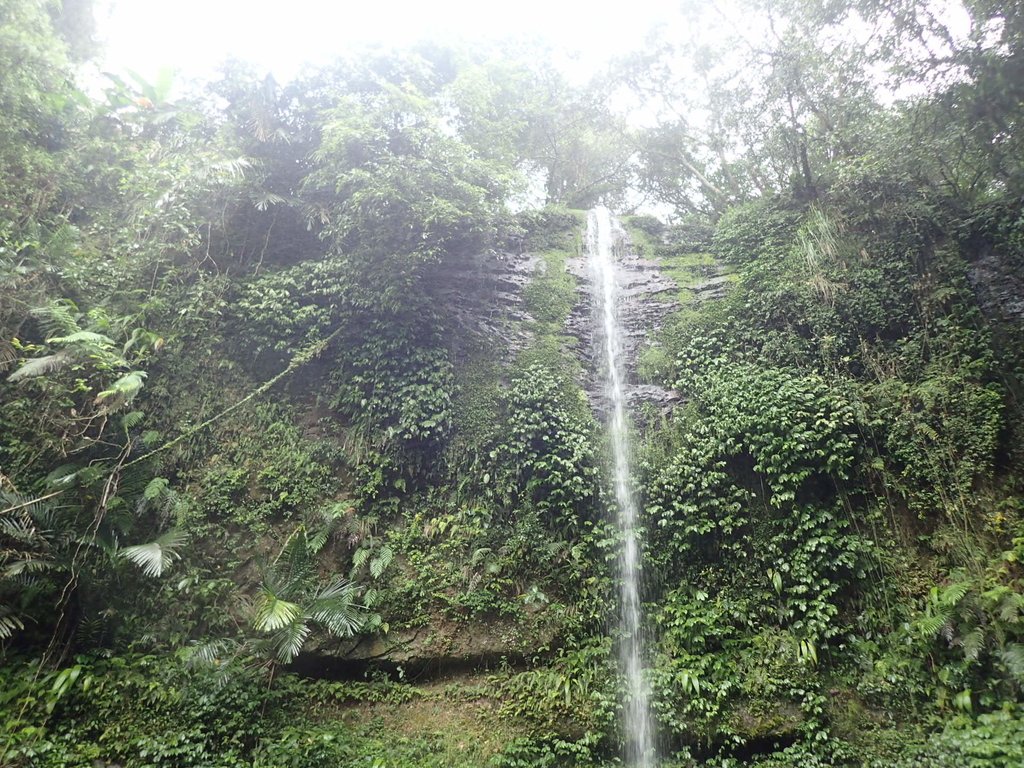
(587, 206, 656, 766)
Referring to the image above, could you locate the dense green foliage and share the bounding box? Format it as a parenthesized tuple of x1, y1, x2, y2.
(2, 0, 1024, 765)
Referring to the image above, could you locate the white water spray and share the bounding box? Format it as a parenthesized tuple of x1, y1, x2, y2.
(587, 206, 656, 767)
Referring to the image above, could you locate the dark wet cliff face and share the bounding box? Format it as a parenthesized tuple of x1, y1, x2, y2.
(432, 249, 541, 360)
(568, 232, 681, 420)
(969, 246, 1024, 324)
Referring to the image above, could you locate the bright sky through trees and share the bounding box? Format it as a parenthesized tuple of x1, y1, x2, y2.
(96, 0, 679, 82)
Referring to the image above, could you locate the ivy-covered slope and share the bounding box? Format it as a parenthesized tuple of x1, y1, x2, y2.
(627, 191, 1024, 765)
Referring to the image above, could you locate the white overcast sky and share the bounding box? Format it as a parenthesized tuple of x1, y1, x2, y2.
(95, 0, 687, 84)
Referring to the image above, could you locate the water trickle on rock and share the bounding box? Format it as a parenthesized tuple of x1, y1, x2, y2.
(587, 206, 656, 767)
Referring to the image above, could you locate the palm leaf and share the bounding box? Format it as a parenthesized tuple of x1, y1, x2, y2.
(308, 578, 363, 637)
(253, 587, 302, 633)
(7, 350, 73, 382)
(0, 605, 25, 639)
(4, 557, 57, 578)
(270, 620, 311, 664)
(186, 638, 238, 667)
(119, 528, 187, 577)
(273, 526, 311, 582)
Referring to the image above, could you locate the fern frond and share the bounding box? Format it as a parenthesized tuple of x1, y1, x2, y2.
(370, 544, 393, 580)
(30, 300, 80, 338)
(121, 411, 145, 430)
(351, 547, 370, 571)
(960, 627, 985, 660)
(143, 477, 169, 501)
(95, 370, 147, 409)
(999, 593, 1024, 623)
(916, 614, 948, 638)
(1000, 644, 1024, 683)
(940, 581, 971, 607)
(47, 330, 114, 348)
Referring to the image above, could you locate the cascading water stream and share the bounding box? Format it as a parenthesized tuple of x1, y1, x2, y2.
(586, 206, 656, 767)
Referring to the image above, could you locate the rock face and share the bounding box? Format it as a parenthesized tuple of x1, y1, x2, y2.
(297, 615, 557, 678)
(433, 249, 541, 359)
(568, 226, 682, 420)
(968, 247, 1024, 323)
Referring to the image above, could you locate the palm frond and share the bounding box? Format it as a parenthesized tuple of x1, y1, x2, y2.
(273, 525, 311, 582)
(252, 191, 288, 212)
(253, 586, 302, 633)
(270, 620, 311, 664)
(0, 510, 38, 541)
(0, 339, 18, 372)
(119, 528, 187, 577)
(4, 557, 58, 577)
(0, 605, 25, 639)
(186, 638, 240, 667)
(7, 350, 73, 382)
(308, 578, 363, 637)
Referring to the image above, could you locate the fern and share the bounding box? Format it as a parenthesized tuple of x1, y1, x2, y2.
(95, 370, 146, 409)
(47, 330, 114, 348)
(30, 300, 80, 339)
(121, 411, 145, 430)
(370, 544, 393, 579)
(961, 627, 986, 660)
(142, 477, 169, 501)
(1000, 644, 1024, 683)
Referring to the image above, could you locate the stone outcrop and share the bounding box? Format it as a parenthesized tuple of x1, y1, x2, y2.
(968, 247, 1024, 323)
(432, 249, 541, 359)
(568, 229, 682, 419)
